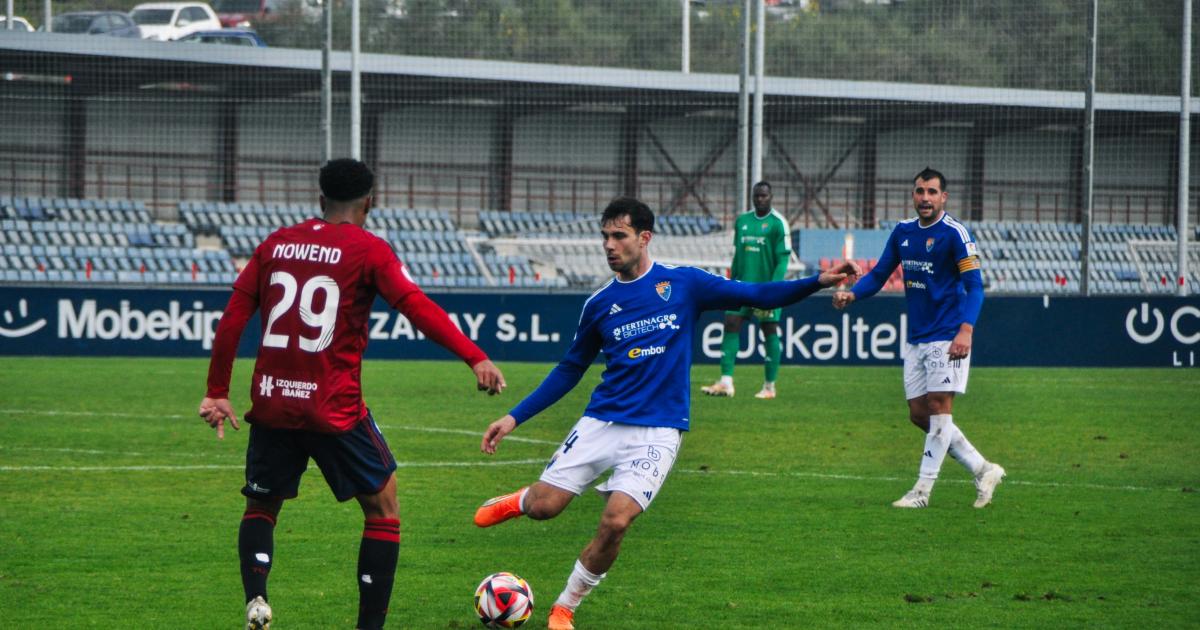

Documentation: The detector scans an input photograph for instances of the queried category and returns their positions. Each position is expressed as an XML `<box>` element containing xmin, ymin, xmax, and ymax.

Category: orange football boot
<box><xmin>547</xmin><ymin>604</ymin><xmax>575</xmax><ymax>630</ymax></box>
<box><xmin>473</xmin><ymin>487</ymin><xmax>527</xmax><ymax>528</ymax></box>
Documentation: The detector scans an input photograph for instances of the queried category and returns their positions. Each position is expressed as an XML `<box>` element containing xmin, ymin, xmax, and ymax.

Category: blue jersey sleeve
<box><xmin>851</xmin><ymin>228</ymin><xmax>900</xmax><ymax>301</ymax></box>
<box><xmin>953</xmin><ymin>232</ymin><xmax>985</xmax><ymax>326</ymax></box>
<box><xmin>691</xmin><ymin>268</ymin><xmax>823</xmax><ymax>312</ymax></box>
<box><xmin>508</xmin><ymin>305</ymin><xmax>602</xmax><ymax>424</ymax></box>
<box><xmin>960</xmin><ymin>268</ymin><xmax>984</xmax><ymax>326</ymax></box>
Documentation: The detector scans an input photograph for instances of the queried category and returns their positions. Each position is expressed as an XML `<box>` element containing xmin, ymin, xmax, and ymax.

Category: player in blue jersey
<box><xmin>472</xmin><ymin>197</ymin><xmax>859</xmax><ymax>630</ymax></box>
<box><xmin>833</xmin><ymin>167</ymin><xmax>1005</xmax><ymax>509</ymax></box>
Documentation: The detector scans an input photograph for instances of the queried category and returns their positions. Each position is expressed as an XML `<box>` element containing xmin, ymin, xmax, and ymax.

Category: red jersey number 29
<box><xmin>261</xmin><ymin>271</ymin><xmax>340</xmax><ymax>353</ymax></box>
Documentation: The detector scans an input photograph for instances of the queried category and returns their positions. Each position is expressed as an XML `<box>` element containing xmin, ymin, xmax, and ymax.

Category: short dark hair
<box><xmin>753</xmin><ymin>181</ymin><xmax>772</xmax><ymax>192</ymax></box>
<box><xmin>914</xmin><ymin>167</ymin><xmax>947</xmax><ymax>191</ymax></box>
<box><xmin>601</xmin><ymin>197</ymin><xmax>654</xmax><ymax>233</ymax></box>
<box><xmin>320</xmin><ymin>158</ymin><xmax>375</xmax><ymax>202</ymax></box>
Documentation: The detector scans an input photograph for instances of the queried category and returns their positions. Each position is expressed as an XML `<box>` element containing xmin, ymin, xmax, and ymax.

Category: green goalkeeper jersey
<box><xmin>731</xmin><ymin>208</ymin><xmax>792</xmax><ymax>283</ymax></box>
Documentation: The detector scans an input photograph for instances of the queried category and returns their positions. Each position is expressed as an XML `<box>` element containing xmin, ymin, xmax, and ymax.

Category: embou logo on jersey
<box><xmin>655</xmin><ymin>281</ymin><xmax>672</xmax><ymax>302</ymax></box>
<box><xmin>259</xmin><ymin>375</ymin><xmax>275</xmax><ymax>397</ymax></box>
<box><xmin>627</xmin><ymin>345</ymin><xmax>666</xmax><ymax>359</ymax></box>
<box><xmin>926</xmin><ymin>237</ymin><xmax>935</xmax><ymax>252</ymax></box>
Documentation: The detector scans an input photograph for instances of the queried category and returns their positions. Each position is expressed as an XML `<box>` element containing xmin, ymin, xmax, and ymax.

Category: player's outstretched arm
<box><xmin>480</xmin><ymin>414</ymin><xmax>518</xmax><ymax>455</ymax></box>
<box><xmin>819</xmin><ymin>260</ymin><xmax>862</xmax><ymax>287</ymax></box>
<box><xmin>198</xmin><ymin>396</ymin><xmax>240</xmax><ymax>440</ymax></box>
<box><xmin>472</xmin><ymin>359</ymin><xmax>506</xmax><ymax>395</ymax></box>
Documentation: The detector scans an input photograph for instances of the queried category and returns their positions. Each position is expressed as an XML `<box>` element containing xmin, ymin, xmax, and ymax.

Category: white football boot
<box><xmin>891</xmin><ymin>489</ymin><xmax>930</xmax><ymax>508</ymax></box>
<box><xmin>246</xmin><ymin>595</ymin><xmax>272</xmax><ymax>630</ymax></box>
<box><xmin>973</xmin><ymin>462</ymin><xmax>1007</xmax><ymax>508</ymax></box>
<box><xmin>701</xmin><ymin>381</ymin><xmax>735</xmax><ymax>397</ymax></box>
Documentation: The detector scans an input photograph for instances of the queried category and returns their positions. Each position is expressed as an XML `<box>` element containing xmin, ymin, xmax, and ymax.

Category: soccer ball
<box><xmin>474</xmin><ymin>571</ymin><xmax>534</xmax><ymax>628</ymax></box>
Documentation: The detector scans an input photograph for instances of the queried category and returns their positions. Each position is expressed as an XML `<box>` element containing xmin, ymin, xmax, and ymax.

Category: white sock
<box><xmin>554</xmin><ymin>559</ymin><xmax>606</xmax><ymax>611</ymax></box>
<box><xmin>719</xmin><ymin>375</ymin><xmax>733</xmax><ymax>387</ymax></box>
<box><xmin>517</xmin><ymin>487</ymin><xmax>529</xmax><ymax>513</ymax></box>
<box><xmin>762</xmin><ymin>381</ymin><xmax>775</xmax><ymax>392</ymax></box>
<box><xmin>947</xmin><ymin>424</ymin><xmax>987</xmax><ymax>476</ymax></box>
<box><xmin>916</xmin><ymin>414</ymin><xmax>953</xmax><ymax>492</ymax></box>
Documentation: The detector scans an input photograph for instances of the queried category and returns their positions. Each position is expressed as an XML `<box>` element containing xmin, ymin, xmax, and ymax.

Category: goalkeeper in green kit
<box><xmin>702</xmin><ymin>181</ymin><xmax>793</xmax><ymax>400</ymax></box>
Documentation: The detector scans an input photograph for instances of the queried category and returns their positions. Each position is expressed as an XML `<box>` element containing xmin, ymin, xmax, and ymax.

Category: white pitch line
<box><xmin>0</xmin><ymin>408</ymin><xmax>559</xmax><ymax>446</ymax></box>
<box><xmin>0</xmin><ymin>408</ymin><xmax>1184</xmax><ymax>493</ymax></box>
<box><xmin>381</xmin><ymin>424</ymin><xmax>557</xmax><ymax>446</ymax></box>
<box><xmin>0</xmin><ymin>458</ymin><xmax>546</xmax><ymax>473</ymax></box>
<box><xmin>675</xmin><ymin>467</ymin><xmax>1171</xmax><ymax>492</ymax></box>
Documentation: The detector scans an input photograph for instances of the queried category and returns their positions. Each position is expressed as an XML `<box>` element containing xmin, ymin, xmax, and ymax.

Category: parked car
<box><xmin>0</xmin><ymin>15</ymin><xmax>35</xmax><ymax>31</ymax></box>
<box><xmin>49</xmin><ymin>12</ymin><xmax>143</xmax><ymax>38</ymax></box>
<box><xmin>177</xmin><ymin>28</ymin><xmax>267</xmax><ymax>46</ymax></box>
<box><xmin>211</xmin><ymin>0</ymin><xmax>279</xmax><ymax>28</ymax></box>
<box><xmin>130</xmin><ymin>2</ymin><xmax>221</xmax><ymax>41</ymax></box>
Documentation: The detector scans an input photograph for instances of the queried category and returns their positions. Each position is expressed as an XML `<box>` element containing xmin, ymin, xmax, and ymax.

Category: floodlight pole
<box><xmin>736</xmin><ymin>0</ymin><xmax>751</xmax><ymax>219</ymax></box>
<box><xmin>350</xmin><ymin>0</ymin><xmax>362</xmax><ymax>160</ymax></box>
<box><xmin>1080</xmin><ymin>0</ymin><xmax>1097</xmax><ymax>296</ymax></box>
<box><xmin>681</xmin><ymin>0</ymin><xmax>690</xmax><ymax>74</ymax></box>
<box><xmin>5</xmin><ymin>0</ymin><xmax>13</xmax><ymax>30</ymax></box>
<box><xmin>751</xmin><ymin>0</ymin><xmax>765</xmax><ymax>186</ymax></box>
<box><xmin>1178</xmin><ymin>0</ymin><xmax>1192</xmax><ymax>296</ymax></box>
<box><xmin>321</xmin><ymin>0</ymin><xmax>332</xmax><ymax>163</ymax></box>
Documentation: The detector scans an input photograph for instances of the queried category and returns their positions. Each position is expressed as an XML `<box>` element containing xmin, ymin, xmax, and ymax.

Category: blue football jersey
<box><xmin>509</xmin><ymin>262</ymin><xmax>823</xmax><ymax>431</ymax></box>
<box><xmin>851</xmin><ymin>213</ymin><xmax>984</xmax><ymax>343</ymax></box>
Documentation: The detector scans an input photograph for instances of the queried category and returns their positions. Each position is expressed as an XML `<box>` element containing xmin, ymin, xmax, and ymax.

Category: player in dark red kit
<box><xmin>199</xmin><ymin>158</ymin><xmax>505</xmax><ymax>630</ymax></box>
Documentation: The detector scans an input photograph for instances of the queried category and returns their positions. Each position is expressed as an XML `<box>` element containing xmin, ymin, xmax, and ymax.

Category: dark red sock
<box><xmin>356</xmin><ymin>518</ymin><xmax>400</xmax><ymax>630</ymax></box>
<box><xmin>238</xmin><ymin>508</ymin><xmax>276</xmax><ymax>603</ymax></box>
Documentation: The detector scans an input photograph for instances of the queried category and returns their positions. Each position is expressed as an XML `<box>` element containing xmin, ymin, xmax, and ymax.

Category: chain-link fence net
<box><xmin>1</xmin><ymin>0</ymin><xmax>1196</xmax><ymax>291</ymax></box>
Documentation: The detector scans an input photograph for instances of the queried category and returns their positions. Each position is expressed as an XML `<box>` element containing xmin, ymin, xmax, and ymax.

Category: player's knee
<box><xmin>908</xmin><ymin>414</ymin><xmax>930</xmax><ymax>431</ymax></box>
<box><xmin>524</xmin><ymin>487</ymin><xmax>571</xmax><ymax>520</ymax></box>
<box><xmin>598</xmin><ymin>510</ymin><xmax>635</xmax><ymax>537</ymax></box>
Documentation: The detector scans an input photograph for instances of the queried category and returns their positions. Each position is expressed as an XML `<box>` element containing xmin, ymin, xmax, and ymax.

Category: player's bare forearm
<box><xmin>198</xmin><ymin>397</ymin><xmax>240</xmax><ymax>440</ymax></box>
<box><xmin>481</xmin><ymin>415</ymin><xmax>518</xmax><ymax>454</ymax></box>
<box><xmin>472</xmin><ymin>359</ymin><xmax>507</xmax><ymax>395</ymax></box>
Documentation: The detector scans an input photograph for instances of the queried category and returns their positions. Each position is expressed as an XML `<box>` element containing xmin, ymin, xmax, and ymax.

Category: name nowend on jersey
<box><xmin>259</xmin><ymin>374</ymin><xmax>318</xmax><ymax>399</ymax></box>
<box><xmin>272</xmin><ymin>243</ymin><xmax>343</xmax><ymax>264</ymax></box>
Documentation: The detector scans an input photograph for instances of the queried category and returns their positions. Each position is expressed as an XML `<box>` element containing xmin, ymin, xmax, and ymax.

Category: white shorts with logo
<box><xmin>539</xmin><ymin>416</ymin><xmax>682</xmax><ymax>511</ymax></box>
<box><xmin>903</xmin><ymin>340</ymin><xmax>971</xmax><ymax>400</ymax></box>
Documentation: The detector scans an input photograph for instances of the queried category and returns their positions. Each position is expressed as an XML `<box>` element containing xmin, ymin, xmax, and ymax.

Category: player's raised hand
<box><xmin>198</xmin><ymin>396</ymin><xmax>240</xmax><ymax>439</ymax></box>
<box><xmin>818</xmin><ymin>260</ymin><xmax>862</xmax><ymax>287</ymax></box>
<box><xmin>480</xmin><ymin>415</ymin><xmax>518</xmax><ymax>454</ymax></box>
<box><xmin>832</xmin><ymin>291</ymin><xmax>856</xmax><ymax>310</ymax></box>
<box><xmin>472</xmin><ymin>359</ymin><xmax>506</xmax><ymax>395</ymax></box>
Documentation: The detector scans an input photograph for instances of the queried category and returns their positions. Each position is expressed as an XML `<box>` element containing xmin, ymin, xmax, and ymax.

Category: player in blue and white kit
<box><xmin>833</xmin><ymin>167</ymin><xmax>1005</xmax><ymax>509</ymax></box>
<box><xmin>473</xmin><ymin>197</ymin><xmax>859</xmax><ymax>630</ymax></box>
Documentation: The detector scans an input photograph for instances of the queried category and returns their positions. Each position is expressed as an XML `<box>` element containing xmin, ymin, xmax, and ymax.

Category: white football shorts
<box><xmin>903</xmin><ymin>340</ymin><xmax>971</xmax><ymax>400</ymax></box>
<box><xmin>539</xmin><ymin>416</ymin><xmax>681</xmax><ymax>511</ymax></box>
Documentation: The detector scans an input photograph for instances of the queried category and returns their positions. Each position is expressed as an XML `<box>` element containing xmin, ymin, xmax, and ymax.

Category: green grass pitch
<box><xmin>0</xmin><ymin>357</ymin><xmax>1196</xmax><ymax>628</ymax></box>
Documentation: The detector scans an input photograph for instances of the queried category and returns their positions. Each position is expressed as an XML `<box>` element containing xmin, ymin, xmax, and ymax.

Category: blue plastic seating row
<box><xmin>0</xmin><ymin>268</ymin><xmax>238</xmax><ymax>285</ymax></box>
